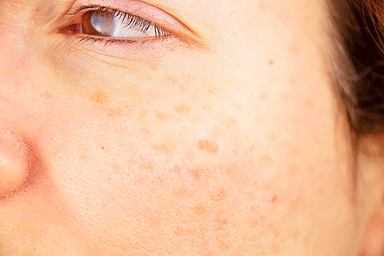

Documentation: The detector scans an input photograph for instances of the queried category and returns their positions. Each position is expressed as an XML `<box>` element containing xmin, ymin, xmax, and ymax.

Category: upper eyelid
<box><xmin>64</xmin><ymin>5</ymin><xmax>159</xmax><ymax>31</ymax></box>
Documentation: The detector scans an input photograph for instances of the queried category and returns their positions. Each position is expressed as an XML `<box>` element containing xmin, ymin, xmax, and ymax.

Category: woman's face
<box><xmin>0</xmin><ymin>0</ymin><xmax>366</xmax><ymax>255</ymax></box>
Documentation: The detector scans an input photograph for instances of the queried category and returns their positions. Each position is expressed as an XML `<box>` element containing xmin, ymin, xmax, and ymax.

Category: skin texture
<box><xmin>0</xmin><ymin>0</ymin><xmax>384</xmax><ymax>255</ymax></box>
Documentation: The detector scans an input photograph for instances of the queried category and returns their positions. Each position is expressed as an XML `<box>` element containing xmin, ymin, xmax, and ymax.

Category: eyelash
<box><xmin>60</xmin><ymin>5</ymin><xmax>170</xmax><ymax>46</ymax></box>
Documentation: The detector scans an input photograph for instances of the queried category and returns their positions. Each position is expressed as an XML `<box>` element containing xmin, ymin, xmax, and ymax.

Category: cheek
<box><xmin>26</xmin><ymin>73</ymin><xmax>286</xmax><ymax>253</ymax></box>
<box><xmin>0</xmin><ymin>43</ymin><xmax>354</xmax><ymax>254</ymax></box>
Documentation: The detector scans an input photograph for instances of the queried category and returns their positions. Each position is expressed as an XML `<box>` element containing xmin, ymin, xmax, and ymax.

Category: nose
<box><xmin>0</xmin><ymin>129</ymin><xmax>30</xmax><ymax>198</ymax></box>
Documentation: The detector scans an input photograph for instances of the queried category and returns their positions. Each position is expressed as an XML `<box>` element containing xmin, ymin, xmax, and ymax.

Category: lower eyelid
<box><xmin>68</xmin><ymin>33</ymin><xmax>177</xmax><ymax>60</ymax></box>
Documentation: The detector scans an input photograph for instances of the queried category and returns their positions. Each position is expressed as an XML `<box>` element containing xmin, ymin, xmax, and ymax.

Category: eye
<box><xmin>59</xmin><ymin>7</ymin><xmax>169</xmax><ymax>40</ymax></box>
<box><xmin>85</xmin><ymin>8</ymin><xmax>168</xmax><ymax>39</ymax></box>
<box><xmin>55</xmin><ymin>3</ymin><xmax>194</xmax><ymax>60</ymax></box>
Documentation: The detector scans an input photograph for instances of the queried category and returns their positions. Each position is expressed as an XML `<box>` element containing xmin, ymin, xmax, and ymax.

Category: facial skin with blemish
<box><xmin>1</xmin><ymin>0</ymin><xmax>384</xmax><ymax>255</ymax></box>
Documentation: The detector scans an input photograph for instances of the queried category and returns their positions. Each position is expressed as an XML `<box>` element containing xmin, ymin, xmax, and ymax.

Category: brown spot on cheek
<box><xmin>144</xmin><ymin>74</ymin><xmax>153</xmax><ymax>81</ymax></box>
<box><xmin>156</xmin><ymin>112</ymin><xmax>169</xmax><ymax>121</ymax></box>
<box><xmin>174</xmin><ymin>105</ymin><xmax>190</xmax><ymax>115</ymax></box>
<box><xmin>91</xmin><ymin>89</ymin><xmax>109</xmax><ymax>104</ymax></box>
<box><xmin>303</xmin><ymin>234</ymin><xmax>312</xmax><ymax>246</ymax></box>
<box><xmin>193</xmin><ymin>205</ymin><xmax>208</xmax><ymax>215</ymax></box>
<box><xmin>198</xmin><ymin>140</ymin><xmax>219</xmax><ymax>153</ymax></box>
<box><xmin>211</xmin><ymin>189</ymin><xmax>227</xmax><ymax>202</ymax></box>
<box><xmin>191</xmin><ymin>168</ymin><xmax>202</xmax><ymax>181</ymax></box>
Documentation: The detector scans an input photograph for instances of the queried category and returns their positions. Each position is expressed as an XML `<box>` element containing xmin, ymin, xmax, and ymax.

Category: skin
<box><xmin>0</xmin><ymin>0</ymin><xmax>384</xmax><ymax>255</ymax></box>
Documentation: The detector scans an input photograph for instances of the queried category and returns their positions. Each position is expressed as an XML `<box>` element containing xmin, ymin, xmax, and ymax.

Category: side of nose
<box><xmin>0</xmin><ymin>129</ymin><xmax>30</xmax><ymax>198</ymax></box>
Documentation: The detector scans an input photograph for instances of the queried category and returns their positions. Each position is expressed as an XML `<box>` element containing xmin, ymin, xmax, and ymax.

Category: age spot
<box><xmin>91</xmin><ymin>89</ymin><xmax>109</xmax><ymax>104</ymax></box>
<box><xmin>198</xmin><ymin>139</ymin><xmax>219</xmax><ymax>153</ymax></box>
<box><xmin>156</xmin><ymin>112</ymin><xmax>169</xmax><ymax>121</ymax></box>
<box><xmin>174</xmin><ymin>105</ymin><xmax>190</xmax><ymax>115</ymax></box>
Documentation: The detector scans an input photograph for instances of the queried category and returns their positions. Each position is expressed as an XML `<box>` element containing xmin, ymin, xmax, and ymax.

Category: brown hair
<box><xmin>328</xmin><ymin>0</ymin><xmax>384</xmax><ymax>135</ymax></box>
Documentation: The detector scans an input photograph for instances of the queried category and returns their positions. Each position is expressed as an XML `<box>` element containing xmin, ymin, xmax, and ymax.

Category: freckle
<box><xmin>107</xmin><ymin>107</ymin><xmax>123</xmax><ymax>118</ymax></box>
<box><xmin>144</xmin><ymin>74</ymin><xmax>153</xmax><ymax>81</ymax></box>
<box><xmin>166</xmin><ymin>75</ymin><xmax>178</xmax><ymax>85</ymax></box>
<box><xmin>174</xmin><ymin>187</ymin><xmax>187</xmax><ymax>197</ymax></box>
<box><xmin>191</xmin><ymin>168</ymin><xmax>202</xmax><ymax>181</ymax></box>
<box><xmin>271</xmin><ymin>195</ymin><xmax>278</xmax><ymax>203</ymax></box>
<box><xmin>91</xmin><ymin>89</ymin><xmax>108</xmax><ymax>104</ymax></box>
<box><xmin>303</xmin><ymin>234</ymin><xmax>312</xmax><ymax>246</ymax></box>
<box><xmin>156</xmin><ymin>112</ymin><xmax>169</xmax><ymax>121</ymax></box>
<box><xmin>207</xmin><ymin>86</ymin><xmax>218</xmax><ymax>94</ymax></box>
<box><xmin>269</xmin><ymin>60</ymin><xmax>274</xmax><ymax>65</ymax></box>
<box><xmin>225</xmin><ymin>118</ymin><xmax>238</xmax><ymax>126</ymax></box>
<box><xmin>228</xmin><ymin>78</ymin><xmax>235</xmax><ymax>84</ymax></box>
<box><xmin>149</xmin><ymin>63</ymin><xmax>157</xmax><ymax>71</ymax></box>
<box><xmin>113</xmin><ymin>163</ymin><xmax>122</xmax><ymax>171</ymax></box>
<box><xmin>177</xmin><ymin>127</ymin><xmax>190</xmax><ymax>140</ymax></box>
<box><xmin>101</xmin><ymin>146</ymin><xmax>105</xmax><ymax>150</ymax></box>
<box><xmin>231</xmin><ymin>118</ymin><xmax>238</xmax><ymax>124</ymax></box>
<box><xmin>193</xmin><ymin>205</ymin><xmax>208</xmax><ymax>215</ymax></box>
<box><xmin>198</xmin><ymin>139</ymin><xmax>219</xmax><ymax>153</ymax></box>
<box><xmin>139</xmin><ymin>161</ymin><xmax>154</xmax><ymax>171</ymax></box>
<box><xmin>293</xmin><ymin>230</ymin><xmax>301</xmax><ymax>242</ymax></box>
<box><xmin>174</xmin><ymin>105</ymin><xmax>190</xmax><ymax>115</ymax></box>
<box><xmin>212</xmin><ymin>189</ymin><xmax>227</xmax><ymax>202</ymax></box>
<box><xmin>172</xmin><ymin>165</ymin><xmax>181</xmax><ymax>174</ymax></box>
<box><xmin>216</xmin><ymin>217</ymin><xmax>229</xmax><ymax>231</ymax></box>
<box><xmin>260</xmin><ymin>93</ymin><xmax>268</xmax><ymax>100</ymax></box>
<box><xmin>307</xmin><ymin>166</ymin><xmax>315</xmax><ymax>174</ymax></box>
